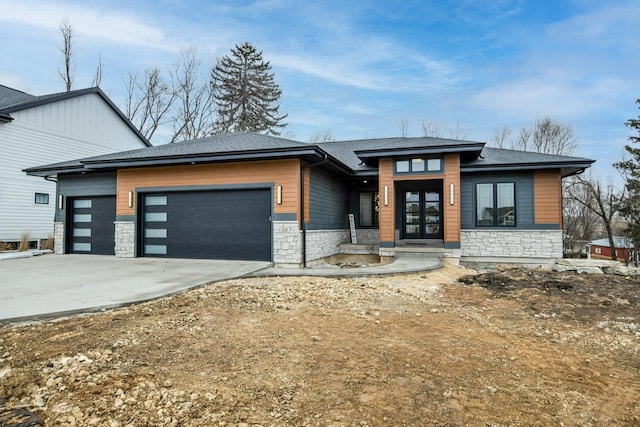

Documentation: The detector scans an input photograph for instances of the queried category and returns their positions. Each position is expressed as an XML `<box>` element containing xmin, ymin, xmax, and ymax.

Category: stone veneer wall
<box><xmin>355</xmin><ymin>229</ymin><xmax>379</xmax><ymax>244</ymax></box>
<box><xmin>114</xmin><ymin>221</ymin><xmax>136</xmax><ymax>258</ymax></box>
<box><xmin>53</xmin><ymin>222</ymin><xmax>64</xmax><ymax>254</ymax></box>
<box><xmin>273</xmin><ymin>221</ymin><xmax>302</xmax><ymax>264</ymax></box>
<box><xmin>461</xmin><ymin>229</ymin><xmax>563</xmax><ymax>259</ymax></box>
<box><xmin>305</xmin><ymin>230</ymin><xmax>350</xmax><ymax>261</ymax></box>
<box><xmin>273</xmin><ymin>222</ymin><xmax>350</xmax><ymax>265</ymax></box>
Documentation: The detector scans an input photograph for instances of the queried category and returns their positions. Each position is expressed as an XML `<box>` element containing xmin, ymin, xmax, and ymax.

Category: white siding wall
<box><xmin>0</xmin><ymin>93</ymin><xmax>147</xmax><ymax>243</ymax></box>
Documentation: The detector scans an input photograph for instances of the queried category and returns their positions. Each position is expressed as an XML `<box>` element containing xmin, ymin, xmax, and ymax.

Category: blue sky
<box><xmin>1</xmin><ymin>0</ymin><xmax>639</xmax><ymax>182</ymax></box>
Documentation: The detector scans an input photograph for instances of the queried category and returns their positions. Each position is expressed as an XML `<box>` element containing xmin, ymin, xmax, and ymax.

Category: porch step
<box><xmin>339</xmin><ymin>243</ymin><xmax>379</xmax><ymax>255</ymax></box>
<box><xmin>339</xmin><ymin>243</ymin><xmax>445</xmax><ymax>259</ymax></box>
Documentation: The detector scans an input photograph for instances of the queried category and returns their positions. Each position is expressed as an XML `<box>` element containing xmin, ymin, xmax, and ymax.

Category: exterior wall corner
<box><xmin>114</xmin><ymin>221</ymin><xmax>136</xmax><ymax>258</ymax></box>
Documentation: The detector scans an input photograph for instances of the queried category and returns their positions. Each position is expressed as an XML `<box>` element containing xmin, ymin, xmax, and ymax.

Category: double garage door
<box><xmin>141</xmin><ymin>189</ymin><xmax>272</xmax><ymax>261</ymax></box>
<box><xmin>69</xmin><ymin>189</ymin><xmax>272</xmax><ymax>261</ymax></box>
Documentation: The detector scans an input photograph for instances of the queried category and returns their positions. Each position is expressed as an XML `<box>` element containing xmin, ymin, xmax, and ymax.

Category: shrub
<box><xmin>18</xmin><ymin>233</ymin><xmax>30</xmax><ymax>252</ymax></box>
<box><xmin>41</xmin><ymin>235</ymin><xmax>55</xmax><ymax>251</ymax></box>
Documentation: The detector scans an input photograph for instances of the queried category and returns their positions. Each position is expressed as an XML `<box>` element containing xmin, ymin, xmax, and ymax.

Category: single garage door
<box><xmin>141</xmin><ymin>189</ymin><xmax>271</xmax><ymax>261</ymax></box>
<box><xmin>69</xmin><ymin>196</ymin><xmax>116</xmax><ymax>255</ymax></box>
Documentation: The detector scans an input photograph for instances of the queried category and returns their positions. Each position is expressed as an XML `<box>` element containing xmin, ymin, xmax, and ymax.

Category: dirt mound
<box><xmin>1</xmin><ymin>265</ymin><xmax>639</xmax><ymax>426</ymax></box>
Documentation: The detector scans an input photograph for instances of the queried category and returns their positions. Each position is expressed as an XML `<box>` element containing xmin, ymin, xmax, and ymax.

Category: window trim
<box><xmin>34</xmin><ymin>193</ymin><xmax>49</xmax><ymax>205</ymax></box>
<box><xmin>475</xmin><ymin>182</ymin><xmax>516</xmax><ymax>227</ymax></box>
<box><xmin>394</xmin><ymin>157</ymin><xmax>443</xmax><ymax>174</ymax></box>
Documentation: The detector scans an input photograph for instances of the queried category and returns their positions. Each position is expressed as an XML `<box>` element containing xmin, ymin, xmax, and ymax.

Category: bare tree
<box><xmin>91</xmin><ymin>54</ymin><xmax>103</xmax><ymax>87</ymax></box>
<box><xmin>562</xmin><ymin>177</ymin><xmax>600</xmax><ymax>255</ymax></box>
<box><xmin>491</xmin><ymin>125</ymin><xmax>512</xmax><ymax>149</ymax></box>
<box><xmin>58</xmin><ymin>18</ymin><xmax>74</xmax><ymax>92</ymax></box>
<box><xmin>170</xmin><ymin>48</ymin><xmax>217</xmax><ymax>142</ymax></box>
<box><xmin>398</xmin><ymin>118</ymin><xmax>409</xmax><ymax>137</ymax></box>
<box><xmin>565</xmin><ymin>174</ymin><xmax>622</xmax><ymax>260</ymax></box>
<box><xmin>514</xmin><ymin>117</ymin><xmax>576</xmax><ymax>155</ymax></box>
<box><xmin>421</xmin><ymin>119</ymin><xmax>467</xmax><ymax>139</ymax></box>
<box><xmin>308</xmin><ymin>129</ymin><xmax>335</xmax><ymax>143</ymax></box>
<box><xmin>124</xmin><ymin>68</ymin><xmax>176</xmax><ymax>141</ymax></box>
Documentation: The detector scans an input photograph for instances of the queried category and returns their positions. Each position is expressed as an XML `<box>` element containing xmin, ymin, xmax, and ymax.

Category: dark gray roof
<box><xmin>0</xmin><ymin>85</ymin><xmax>151</xmax><ymax>147</ymax></box>
<box><xmin>462</xmin><ymin>147</ymin><xmax>594</xmax><ymax>175</ymax></box>
<box><xmin>0</xmin><ymin>85</ymin><xmax>35</xmax><ymax>109</ymax></box>
<box><xmin>82</xmin><ymin>132</ymin><xmax>310</xmax><ymax>163</ymax></box>
<box><xmin>25</xmin><ymin>132</ymin><xmax>595</xmax><ymax>178</ymax></box>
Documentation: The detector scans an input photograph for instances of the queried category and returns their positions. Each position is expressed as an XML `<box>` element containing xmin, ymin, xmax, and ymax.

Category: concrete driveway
<box><xmin>0</xmin><ymin>254</ymin><xmax>271</xmax><ymax>323</ymax></box>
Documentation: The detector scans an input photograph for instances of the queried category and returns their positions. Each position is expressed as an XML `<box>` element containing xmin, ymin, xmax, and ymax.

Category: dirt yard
<box><xmin>1</xmin><ymin>264</ymin><xmax>639</xmax><ymax>426</ymax></box>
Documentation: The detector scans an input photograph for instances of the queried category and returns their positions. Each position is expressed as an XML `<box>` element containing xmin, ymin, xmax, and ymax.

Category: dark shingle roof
<box><xmin>25</xmin><ymin>132</ymin><xmax>594</xmax><ymax>178</ymax></box>
<box><xmin>0</xmin><ymin>84</ymin><xmax>35</xmax><ymax>109</ymax></box>
<box><xmin>82</xmin><ymin>132</ymin><xmax>310</xmax><ymax>163</ymax></box>
<box><xmin>463</xmin><ymin>147</ymin><xmax>594</xmax><ymax>170</ymax></box>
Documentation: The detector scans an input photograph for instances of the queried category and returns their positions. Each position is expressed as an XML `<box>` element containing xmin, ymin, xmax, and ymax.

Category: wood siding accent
<box><xmin>534</xmin><ymin>170</ymin><xmax>562</xmax><ymax>226</ymax></box>
<box><xmin>378</xmin><ymin>154</ymin><xmax>461</xmax><ymax>244</ymax></box>
<box><xmin>378</xmin><ymin>158</ymin><xmax>395</xmax><ymax>242</ymax></box>
<box><xmin>443</xmin><ymin>154</ymin><xmax>461</xmax><ymax>244</ymax></box>
<box><xmin>116</xmin><ymin>159</ymin><xmax>301</xmax><ymax>218</ymax></box>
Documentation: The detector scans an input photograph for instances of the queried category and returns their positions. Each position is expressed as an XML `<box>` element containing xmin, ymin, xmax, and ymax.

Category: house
<box><xmin>0</xmin><ymin>85</ymin><xmax>151</xmax><ymax>248</ymax></box>
<box><xmin>588</xmin><ymin>237</ymin><xmax>634</xmax><ymax>261</ymax></box>
<box><xmin>25</xmin><ymin>132</ymin><xmax>594</xmax><ymax>265</ymax></box>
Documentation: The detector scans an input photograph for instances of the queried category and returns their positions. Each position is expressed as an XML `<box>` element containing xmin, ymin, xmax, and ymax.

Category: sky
<box><xmin>1</xmin><ymin>0</ymin><xmax>639</xmax><ymax>182</ymax></box>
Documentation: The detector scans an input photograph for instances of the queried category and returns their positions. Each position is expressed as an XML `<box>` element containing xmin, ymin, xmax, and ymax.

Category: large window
<box><xmin>395</xmin><ymin>157</ymin><xmax>442</xmax><ymax>174</ymax></box>
<box><xmin>476</xmin><ymin>182</ymin><xmax>515</xmax><ymax>226</ymax></box>
<box><xmin>358</xmin><ymin>192</ymin><xmax>379</xmax><ymax>227</ymax></box>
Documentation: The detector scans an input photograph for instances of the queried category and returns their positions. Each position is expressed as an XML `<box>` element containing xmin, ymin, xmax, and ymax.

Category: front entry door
<box><xmin>403</xmin><ymin>190</ymin><xmax>443</xmax><ymax>239</ymax></box>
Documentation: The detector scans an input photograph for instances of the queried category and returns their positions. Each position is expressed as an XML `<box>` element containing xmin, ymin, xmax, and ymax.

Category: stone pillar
<box><xmin>53</xmin><ymin>222</ymin><xmax>64</xmax><ymax>254</ymax></box>
<box><xmin>272</xmin><ymin>221</ymin><xmax>302</xmax><ymax>265</ymax></box>
<box><xmin>114</xmin><ymin>221</ymin><xmax>136</xmax><ymax>258</ymax></box>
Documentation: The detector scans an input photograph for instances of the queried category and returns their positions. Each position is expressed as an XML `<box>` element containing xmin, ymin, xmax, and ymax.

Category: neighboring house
<box><xmin>0</xmin><ymin>85</ymin><xmax>151</xmax><ymax>248</ymax></box>
<box><xmin>588</xmin><ymin>237</ymin><xmax>634</xmax><ymax>260</ymax></box>
<box><xmin>26</xmin><ymin>132</ymin><xmax>593</xmax><ymax>265</ymax></box>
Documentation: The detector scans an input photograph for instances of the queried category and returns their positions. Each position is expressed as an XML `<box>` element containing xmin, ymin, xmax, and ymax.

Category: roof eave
<box><xmin>24</xmin><ymin>165</ymin><xmax>86</xmax><ymax>177</ymax></box>
<box><xmin>355</xmin><ymin>143</ymin><xmax>485</xmax><ymax>159</ymax></box>
<box><xmin>80</xmin><ymin>147</ymin><xmax>355</xmax><ymax>175</ymax></box>
<box><xmin>0</xmin><ymin>113</ymin><xmax>13</xmax><ymax>123</ymax></box>
<box><xmin>461</xmin><ymin>160</ymin><xmax>595</xmax><ymax>175</ymax></box>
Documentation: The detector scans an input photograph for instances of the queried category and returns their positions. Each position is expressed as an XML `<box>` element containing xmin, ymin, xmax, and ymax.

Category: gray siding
<box><xmin>307</xmin><ymin>168</ymin><xmax>349</xmax><ymax>230</ymax></box>
<box><xmin>461</xmin><ymin>172</ymin><xmax>537</xmax><ymax>229</ymax></box>
<box><xmin>55</xmin><ymin>172</ymin><xmax>117</xmax><ymax>222</ymax></box>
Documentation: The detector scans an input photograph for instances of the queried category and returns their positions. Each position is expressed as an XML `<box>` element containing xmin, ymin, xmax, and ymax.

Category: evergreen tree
<box><xmin>212</xmin><ymin>42</ymin><xmax>287</xmax><ymax>135</ymax></box>
<box><xmin>614</xmin><ymin>99</ymin><xmax>640</xmax><ymax>265</ymax></box>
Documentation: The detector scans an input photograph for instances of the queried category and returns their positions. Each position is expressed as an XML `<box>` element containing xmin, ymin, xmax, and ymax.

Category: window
<box><xmin>395</xmin><ymin>157</ymin><xmax>442</xmax><ymax>174</ymax></box>
<box><xmin>595</xmin><ymin>247</ymin><xmax>601</xmax><ymax>254</ymax></box>
<box><xmin>358</xmin><ymin>192</ymin><xmax>379</xmax><ymax>227</ymax></box>
<box><xmin>34</xmin><ymin>193</ymin><xmax>49</xmax><ymax>204</ymax></box>
<box><xmin>475</xmin><ymin>182</ymin><xmax>515</xmax><ymax>227</ymax></box>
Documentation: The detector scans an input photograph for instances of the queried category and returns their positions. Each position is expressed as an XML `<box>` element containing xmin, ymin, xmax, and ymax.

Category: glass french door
<box><xmin>403</xmin><ymin>190</ymin><xmax>442</xmax><ymax>239</ymax></box>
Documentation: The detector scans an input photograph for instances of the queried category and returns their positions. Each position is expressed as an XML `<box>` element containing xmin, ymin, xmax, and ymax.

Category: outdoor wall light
<box><xmin>449</xmin><ymin>183</ymin><xmax>455</xmax><ymax>205</ymax></box>
<box><xmin>384</xmin><ymin>185</ymin><xmax>389</xmax><ymax>206</ymax></box>
<box><xmin>58</xmin><ymin>194</ymin><xmax>63</xmax><ymax>210</ymax></box>
<box><xmin>128</xmin><ymin>191</ymin><xmax>134</xmax><ymax>208</ymax></box>
<box><xmin>276</xmin><ymin>185</ymin><xmax>282</xmax><ymax>205</ymax></box>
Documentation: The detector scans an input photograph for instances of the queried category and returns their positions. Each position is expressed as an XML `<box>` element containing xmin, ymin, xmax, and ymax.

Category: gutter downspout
<box><xmin>300</xmin><ymin>153</ymin><xmax>328</xmax><ymax>268</ymax></box>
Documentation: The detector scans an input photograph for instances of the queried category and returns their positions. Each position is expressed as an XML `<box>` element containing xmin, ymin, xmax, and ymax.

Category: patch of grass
<box><xmin>18</xmin><ymin>233</ymin><xmax>30</xmax><ymax>252</ymax></box>
<box><xmin>0</xmin><ymin>241</ymin><xmax>13</xmax><ymax>251</ymax></box>
<box><xmin>41</xmin><ymin>234</ymin><xmax>55</xmax><ymax>251</ymax></box>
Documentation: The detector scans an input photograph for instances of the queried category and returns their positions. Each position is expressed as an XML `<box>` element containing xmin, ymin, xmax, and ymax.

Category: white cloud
<box><xmin>470</xmin><ymin>77</ymin><xmax>626</xmax><ymax>119</ymax></box>
<box><xmin>0</xmin><ymin>1</ymin><xmax>174</xmax><ymax>52</ymax></box>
